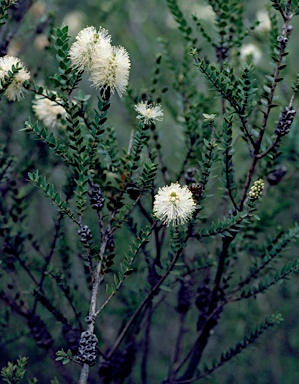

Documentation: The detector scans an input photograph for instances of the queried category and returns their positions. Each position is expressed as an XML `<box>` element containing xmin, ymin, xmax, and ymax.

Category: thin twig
<box><xmin>107</xmin><ymin>246</ymin><xmax>185</xmax><ymax>359</ymax></box>
<box><xmin>32</xmin><ymin>212</ymin><xmax>64</xmax><ymax>312</ymax></box>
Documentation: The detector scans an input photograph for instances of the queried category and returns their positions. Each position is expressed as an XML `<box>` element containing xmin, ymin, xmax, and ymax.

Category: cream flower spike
<box><xmin>32</xmin><ymin>94</ymin><xmax>66</xmax><ymax>129</ymax></box>
<box><xmin>89</xmin><ymin>45</ymin><xmax>131</xmax><ymax>97</ymax></box>
<box><xmin>0</xmin><ymin>55</ymin><xmax>30</xmax><ymax>101</ymax></box>
<box><xmin>69</xmin><ymin>26</ymin><xmax>111</xmax><ymax>72</ymax></box>
<box><xmin>134</xmin><ymin>101</ymin><xmax>164</xmax><ymax>124</ymax></box>
<box><xmin>153</xmin><ymin>183</ymin><xmax>196</xmax><ymax>226</ymax></box>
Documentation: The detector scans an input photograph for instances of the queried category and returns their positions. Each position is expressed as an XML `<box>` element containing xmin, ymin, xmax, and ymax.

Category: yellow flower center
<box><xmin>144</xmin><ymin>108</ymin><xmax>152</xmax><ymax>117</ymax></box>
<box><xmin>169</xmin><ymin>191</ymin><xmax>179</xmax><ymax>203</ymax></box>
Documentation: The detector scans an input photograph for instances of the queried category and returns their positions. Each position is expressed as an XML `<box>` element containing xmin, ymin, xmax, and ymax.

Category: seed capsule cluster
<box><xmin>99</xmin><ymin>342</ymin><xmax>137</xmax><ymax>381</ymax></box>
<box><xmin>195</xmin><ymin>285</ymin><xmax>223</xmax><ymax>331</ymax></box>
<box><xmin>106</xmin><ymin>234</ymin><xmax>115</xmax><ymax>253</ymax></box>
<box><xmin>177</xmin><ymin>280</ymin><xmax>192</xmax><ymax>314</ymax></box>
<box><xmin>78</xmin><ymin>225</ymin><xmax>92</xmax><ymax>243</ymax></box>
<box><xmin>189</xmin><ymin>183</ymin><xmax>203</xmax><ymax>202</ymax></box>
<box><xmin>248</xmin><ymin>179</ymin><xmax>265</xmax><ymax>201</ymax></box>
<box><xmin>88</xmin><ymin>182</ymin><xmax>105</xmax><ymax>211</ymax></box>
<box><xmin>275</xmin><ymin>106</ymin><xmax>296</xmax><ymax>136</ymax></box>
<box><xmin>277</xmin><ymin>35</ymin><xmax>288</xmax><ymax>50</ymax></box>
<box><xmin>27</xmin><ymin>313</ymin><xmax>53</xmax><ymax>349</ymax></box>
<box><xmin>62</xmin><ymin>325</ymin><xmax>81</xmax><ymax>354</ymax></box>
<box><xmin>184</xmin><ymin>167</ymin><xmax>197</xmax><ymax>185</ymax></box>
<box><xmin>195</xmin><ymin>286</ymin><xmax>211</xmax><ymax>331</ymax></box>
<box><xmin>216</xmin><ymin>45</ymin><xmax>228</xmax><ymax>61</ymax></box>
<box><xmin>76</xmin><ymin>331</ymin><xmax>98</xmax><ymax>366</ymax></box>
<box><xmin>267</xmin><ymin>165</ymin><xmax>287</xmax><ymax>186</ymax></box>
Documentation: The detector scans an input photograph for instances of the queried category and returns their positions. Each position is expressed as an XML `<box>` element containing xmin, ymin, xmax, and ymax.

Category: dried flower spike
<box><xmin>0</xmin><ymin>55</ymin><xmax>30</xmax><ymax>101</ymax></box>
<box><xmin>134</xmin><ymin>101</ymin><xmax>164</xmax><ymax>124</ymax></box>
<box><xmin>248</xmin><ymin>179</ymin><xmax>264</xmax><ymax>201</ymax></box>
<box><xmin>153</xmin><ymin>182</ymin><xmax>196</xmax><ymax>226</ymax></box>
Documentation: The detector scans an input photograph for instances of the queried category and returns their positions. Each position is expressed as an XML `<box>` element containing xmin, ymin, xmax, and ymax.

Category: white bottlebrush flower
<box><xmin>89</xmin><ymin>45</ymin><xmax>131</xmax><ymax>97</ymax></box>
<box><xmin>191</xmin><ymin>4</ymin><xmax>214</xmax><ymax>21</ymax></box>
<box><xmin>69</xmin><ymin>26</ymin><xmax>111</xmax><ymax>72</ymax></box>
<box><xmin>32</xmin><ymin>95</ymin><xmax>66</xmax><ymax>129</ymax></box>
<box><xmin>63</xmin><ymin>11</ymin><xmax>85</xmax><ymax>36</ymax></box>
<box><xmin>0</xmin><ymin>55</ymin><xmax>30</xmax><ymax>101</ymax></box>
<box><xmin>153</xmin><ymin>183</ymin><xmax>196</xmax><ymax>226</ymax></box>
<box><xmin>240</xmin><ymin>43</ymin><xmax>262</xmax><ymax>65</ymax></box>
<box><xmin>134</xmin><ymin>101</ymin><xmax>164</xmax><ymax>124</ymax></box>
<box><xmin>255</xmin><ymin>10</ymin><xmax>271</xmax><ymax>33</ymax></box>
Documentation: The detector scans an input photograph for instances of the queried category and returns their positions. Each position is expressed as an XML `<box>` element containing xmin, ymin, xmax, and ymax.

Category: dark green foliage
<box><xmin>0</xmin><ymin>0</ymin><xmax>15</xmax><ymax>27</ymax></box>
<box><xmin>30</xmin><ymin>287</ymin><xmax>70</xmax><ymax>326</ymax></box>
<box><xmin>166</xmin><ymin>0</ymin><xmax>196</xmax><ymax>44</ymax></box>
<box><xmin>129</xmin><ymin>125</ymin><xmax>150</xmax><ymax>171</ymax></box>
<box><xmin>196</xmin><ymin>209</ymin><xmax>251</xmax><ymax>239</ymax></box>
<box><xmin>28</xmin><ymin>170</ymin><xmax>78</xmax><ymax>223</ymax></box>
<box><xmin>238</xmin><ymin>64</ymin><xmax>258</xmax><ymax>118</ymax></box>
<box><xmin>0</xmin><ymin>63</ymin><xmax>21</xmax><ymax>99</ymax></box>
<box><xmin>50</xmin><ymin>25</ymin><xmax>82</xmax><ymax>93</ymax></box>
<box><xmin>45</xmin><ymin>264</ymin><xmax>82</xmax><ymax>321</ymax></box>
<box><xmin>89</xmin><ymin>94</ymin><xmax>111</xmax><ymax>167</ymax></box>
<box><xmin>198</xmin><ymin>137</ymin><xmax>218</xmax><ymax>198</ymax></box>
<box><xmin>192</xmin><ymin>13</ymin><xmax>215</xmax><ymax>47</ymax></box>
<box><xmin>23</xmin><ymin>117</ymin><xmax>73</xmax><ymax>165</ymax></box>
<box><xmin>195</xmin><ymin>313</ymin><xmax>283</xmax><ymax>380</ymax></box>
<box><xmin>238</xmin><ymin>258</ymin><xmax>299</xmax><ymax>299</ymax></box>
<box><xmin>193</xmin><ymin>58</ymin><xmax>239</xmax><ymax>106</ymax></box>
<box><xmin>56</xmin><ymin>349</ymin><xmax>73</xmax><ymax>366</ymax></box>
<box><xmin>270</xmin><ymin>0</ymin><xmax>287</xmax><ymax>15</ymax></box>
<box><xmin>0</xmin><ymin>144</ymin><xmax>13</xmax><ymax>182</ymax></box>
<box><xmin>106</xmin><ymin>225</ymin><xmax>152</xmax><ymax>297</ymax></box>
<box><xmin>1</xmin><ymin>356</ymin><xmax>28</xmax><ymax>384</ymax></box>
<box><xmin>221</xmin><ymin>115</ymin><xmax>237</xmax><ymax>205</ymax></box>
<box><xmin>239</xmin><ymin>225</ymin><xmax>299</xmax><ymax>288</ymax></box>
<box><xmin>137</xmin><ymin>161</ymin><xmax>159</xmax><ymax>193</ymax></box>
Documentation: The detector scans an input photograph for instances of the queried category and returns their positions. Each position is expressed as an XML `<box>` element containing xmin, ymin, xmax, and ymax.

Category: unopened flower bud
<box><xmin>248</xmin><ymin>179</ymin><xmax>264</xmax><ymax>201</ymax></box>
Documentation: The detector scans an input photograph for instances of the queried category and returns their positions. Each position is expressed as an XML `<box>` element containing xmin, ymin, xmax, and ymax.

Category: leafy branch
<box><xmin>1</xmin><ymin>356</ymin><xmax>28</xmax><ymax>384</ymax></box>
<box><xmin>28</xmin><ymin>171</ymin><xmax>79</xmax><ymax>225</ymax></box>
<box><xmin>170</xmin><ymin>313</ymin><xmax>283</xmax><ymax>383</ymax></box>
<box><xmin>232</xmin><ymin>258</ymin><xmax>299</xmax><ymax>301</ymax></box>
<box><xmin>23</xmin><ymin>118</ymin><xmax>74</xmax><ymax>165</ymax></box>
<box><xmin>235</xmin><ymin>225</ymin><xmax>299</xmax><ymax>291</ymax></box>
<box><xmin>195</xmin><ymin>210</ymin><xmax>251</xmax><ymax>239</ymax></box>
<box><xmin>97</xmin><ymin>225</ymin><xmax>153</xmax><ymax>318</ymax></box>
